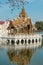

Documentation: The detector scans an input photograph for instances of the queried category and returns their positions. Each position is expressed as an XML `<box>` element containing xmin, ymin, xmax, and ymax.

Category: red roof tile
<box><xmin>0</xmin><ymin>21</ymin><xmax>4</xmax><ymax>25</ymax></box>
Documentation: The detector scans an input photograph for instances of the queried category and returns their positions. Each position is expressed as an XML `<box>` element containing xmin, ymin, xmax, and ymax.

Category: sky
<box><xmin>0</xmin><ymin>0</ymin><xmax>43</xmax><ymax>23</ymax></box>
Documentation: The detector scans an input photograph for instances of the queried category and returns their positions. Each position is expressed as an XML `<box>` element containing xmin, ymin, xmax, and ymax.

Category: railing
<box><xmin>0</xmin><ymin>34</ymin><xmax>42</xmax><ymax>49</ymax></box>
<box><xmin>0</xmin><ymin>34</ymin><xmax>42</xmax><ymax>39</ymax></box>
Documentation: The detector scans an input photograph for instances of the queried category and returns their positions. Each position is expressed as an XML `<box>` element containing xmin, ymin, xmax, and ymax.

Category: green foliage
<box><xmin>35</xmin><ymin>21</ymin><xmax>43</xmax><ymax>31</ymax></box>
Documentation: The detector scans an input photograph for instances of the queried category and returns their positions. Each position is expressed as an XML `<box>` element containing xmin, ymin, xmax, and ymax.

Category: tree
<box><xmin>35</xmin><ymin>21</ymin><xmax>43</xmax><ymax>31</ymax></box>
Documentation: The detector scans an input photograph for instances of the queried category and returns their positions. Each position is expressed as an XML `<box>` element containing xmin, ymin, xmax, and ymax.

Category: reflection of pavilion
<box><xmin>7</xmin><ymin>49</ymin><xmax>33</xmax><ymax>65</ymax></box>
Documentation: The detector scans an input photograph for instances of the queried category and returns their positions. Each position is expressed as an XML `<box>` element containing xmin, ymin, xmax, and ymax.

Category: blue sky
<box><xmin>0</xmin><ymin>0</ymin><xmax>43</xmax><ymax>23</ymax></box>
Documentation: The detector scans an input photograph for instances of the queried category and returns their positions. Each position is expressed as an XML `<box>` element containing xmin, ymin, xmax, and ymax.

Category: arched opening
<box><xmin>35</xmin><ymin>39</ymin><xmax>37</xmax><ymax>43</ymax></box>
<box><xmin>7</xmin><ymin>40</ymin><xmax>10</xmax><ymax>45</ymax></box>
<box><xmin>28</xmin><ymin>39</ymin><xmax>31</xmax><ymax>44</ymax></box>
<box><xmin>21</xmin><ymin>39</ymin><xmax>24</xmax><ymax>44</ymax></box>
<box><xmin>16</xmin><ymin>40</ymin><xmax>20</xmax><ymax>45</ymax></box>
<box><xmin>25</xmin><ymin>39</ymin><xmax>27</xmax><ymax>44</ymax></box>
<box><xmin>11</xmin><ymin>40</ymin><xmax>14</xmax><ymax>45</ymax></box>
<box><xmin>39</xmin><ymin>38</ymin><xmax>40</xmax><ymax>42</ymax></box>
<box><xmin>32</xmin><ymin>39</ymin><xmax>34</xmax><ymax>43</ymax></box>
<box><xmin>11</xmin><ymin>26</ymin><xmax>14</xmax><ymax>29</ymax></box>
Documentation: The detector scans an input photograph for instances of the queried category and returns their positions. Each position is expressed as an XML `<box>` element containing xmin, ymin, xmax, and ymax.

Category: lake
<box><xmin>0</xmin><ymin>32</ymin><xmax>43</xmax><ymax>65</ymax></box>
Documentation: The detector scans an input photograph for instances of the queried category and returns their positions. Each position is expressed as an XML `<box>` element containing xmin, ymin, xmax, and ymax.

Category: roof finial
<box><xmin>19</xmin><ymin>4</ymin><xmax>28</xmax><ymax>17</ymax></box>
<box><xmin>22</xmin><ymin>5</ymin><xmax>25</xmax><ymax>12</ymax></box>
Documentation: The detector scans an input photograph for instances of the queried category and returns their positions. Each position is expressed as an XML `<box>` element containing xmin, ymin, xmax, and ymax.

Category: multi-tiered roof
<box><xmin>7</xmin><ymin>6</ymin><xmax>34</xmax><ymax>35</ymax></box>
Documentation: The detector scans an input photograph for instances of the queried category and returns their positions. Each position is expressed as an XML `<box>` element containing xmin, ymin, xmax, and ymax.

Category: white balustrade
<box><xmin>0</xmin><ymin>34</ymin><xmax>42</xmax><ymax>49</ymax></box>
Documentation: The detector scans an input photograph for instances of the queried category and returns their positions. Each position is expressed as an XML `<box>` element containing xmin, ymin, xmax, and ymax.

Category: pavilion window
<box><xmin>32</xmin><ymin>39</ymin><xmax>34</xmax><ymax>43</ymax></box>
<box><xmin>27</xmin><ymin>25</ymin><xmax>30</xmax><ymax>30</ymax></box>
<box><xmin>21</xmin><ymin>39</ymin><xmax>24</xmax><ymax>44</ymax></box>
<box><xmin>11</xmin><ymin>40</ymin><xmax>14</xmax><ymax>45</ymax></box>
<box><xmin>11</xmin><ymin>29</ymin><xmax>14</xmax><ymax>33</ymax></box>
<box><xmin>28</xmin><ymin>39</ymin><xmax>31</xmax><ymax>44</ymax></box>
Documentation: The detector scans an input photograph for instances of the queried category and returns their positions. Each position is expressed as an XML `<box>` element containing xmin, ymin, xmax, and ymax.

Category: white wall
<box><xmin>0</xmin><ymin>22</ymin><xmax>9</xmax><ymax>37</ymax></box>
<box><xmin>0</xmin><ymin>25</ymin><xmax>3</xmax><ymax>36</ymax></box>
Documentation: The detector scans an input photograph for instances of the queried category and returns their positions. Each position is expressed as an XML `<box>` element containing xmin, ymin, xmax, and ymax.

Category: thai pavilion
<box><xmin>0</xmin><ymin>6</ymin><xmax>42</xmax><ymax>49</ymax></box>
<box><xmin>7</xmin><ymin>6</ymin><xmax>34</xmax><ymax>35</ymax></box>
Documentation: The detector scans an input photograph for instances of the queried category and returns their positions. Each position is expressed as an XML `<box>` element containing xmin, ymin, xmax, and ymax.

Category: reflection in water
<box><xmin>7</xmin><ymin>49</ymin><xmax>33</xmax><ymax>65</ymax></box>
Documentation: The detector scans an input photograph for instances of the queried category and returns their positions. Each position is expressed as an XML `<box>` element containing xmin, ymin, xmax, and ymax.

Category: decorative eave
<box><xmin>7</xmin><ymin>21</ymin><xmax>15</xmax><ymax>30</ymax></box>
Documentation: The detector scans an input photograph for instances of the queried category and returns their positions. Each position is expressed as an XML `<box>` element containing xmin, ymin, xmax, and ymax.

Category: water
<box><xmin>0</xmin><ymin>49</ymin><xmax>11</xmax><ymax>65</ymax></box>
<box><xmin>35</xmin><ymin>31</ymin><xmax>43</xmax><ymax>35</ymax></box>
<box><xmin>0</xmin><ymin>32</ymin><xmax>43</xmax><ymax>65</ymax></box>
<box><xmin>30</xmin><ymin>47</ymin><xmax>43</xmax><ymax>65</ymax></box>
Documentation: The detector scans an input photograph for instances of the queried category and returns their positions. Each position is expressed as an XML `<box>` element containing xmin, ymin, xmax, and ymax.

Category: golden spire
<box><xmin>19</xmin><ymin>6</ymin><xmax>28</xmax><ymax>18</ymax></box>
<box><xmin>22</xmin><ymin>6</ymin><xmax>25</xmax><ymax>14</ymax></box>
